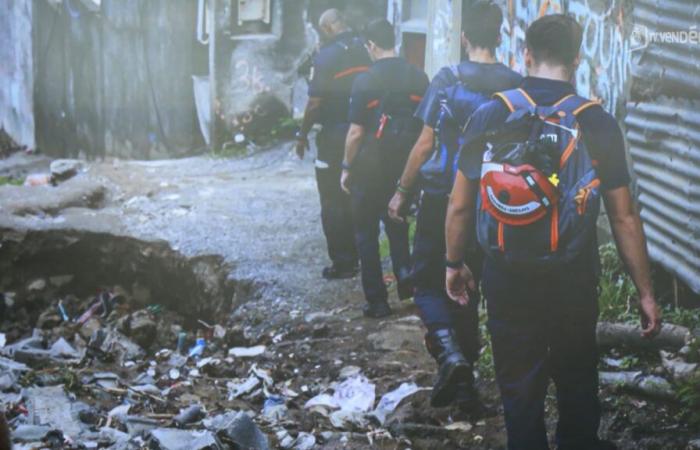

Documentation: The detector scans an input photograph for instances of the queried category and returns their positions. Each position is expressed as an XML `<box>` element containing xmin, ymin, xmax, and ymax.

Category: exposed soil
<box><xmin>0</xmin><ymin>143</ymin><xmax>698</xmax><ymax>449</ymax></box>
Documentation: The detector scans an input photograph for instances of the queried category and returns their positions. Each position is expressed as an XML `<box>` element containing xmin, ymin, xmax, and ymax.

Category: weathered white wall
<box><xmin>425</xmin><ymin>0</ymin><xmax>462</xmax><ymax>78</ymax></box>
<box><xmin>0</xmin><ymin>0</ymin><xmax>35</xmax><ymax>149</ymax></box>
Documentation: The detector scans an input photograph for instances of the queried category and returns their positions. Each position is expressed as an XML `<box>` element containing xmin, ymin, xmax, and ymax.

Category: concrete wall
<box><xmin>0</xmin><ymin>0</ymin><xmax>35</xmax><ymax>150</ymax></box>
<box><xmin>213</xmin><ymin>0</ymin><xmax>385</xmax><ymax>141</ymax></box>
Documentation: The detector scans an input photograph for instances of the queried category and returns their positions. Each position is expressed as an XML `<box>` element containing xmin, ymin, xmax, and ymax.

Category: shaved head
<box><xmin>319</xmin><ymin>9</ymin><xmax>348</xmax><ymax>39</ymax></box>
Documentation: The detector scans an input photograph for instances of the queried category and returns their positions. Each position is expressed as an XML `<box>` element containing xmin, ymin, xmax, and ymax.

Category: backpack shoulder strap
<box><xmin>551</xmin><ymin>94</ymin><xmax>601</xmax><ymax>116</ymax></box>
<box><xmin>449</xmin><ymin>64</ymin><xmax>460</xmax><ymax>82</ymax></box>
<box><xmin>493</xmin><ymin>88</ymin><xmax>537</xmax><ymax>113</ymax></box>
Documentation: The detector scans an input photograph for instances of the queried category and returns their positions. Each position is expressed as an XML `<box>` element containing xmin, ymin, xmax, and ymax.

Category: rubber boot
<box><xmin>426</xmin><ymin>329</ymin><xmax>473</xmax><ymax>407</ymax></box>
<box><xmin>395</xmin><ymin>267</ymin><xmax>414</xmax><ymax>301</ymax></box>
<box><xmin>363</xmin><ymin>300</ymin><xmax>392</xmax><ymax>318</ymax></box>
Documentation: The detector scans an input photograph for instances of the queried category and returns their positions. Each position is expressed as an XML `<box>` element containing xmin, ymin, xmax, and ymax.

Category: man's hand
<box><xmin>388</xmin><ymin>191</ymin><xmax>408</xmax><ymax>223</ymax></box>
<box><xmin>639</xmin><ymin>295</ymin><xmax>662</xmax><ymax>338</ymax></box>
<box><xmin>295</xmin><ymin>137</ymin><xmax>308</xmax><ymax>159</ymax></box>
<box><xmin>340</xmin><ymin>169</ymin><xmax>352</xmax><ymax>195</ymax></box>
<box><xmin>446</xmin><ymin>264</ymin><xmax>476</xmax><ymax>306</ymax></box>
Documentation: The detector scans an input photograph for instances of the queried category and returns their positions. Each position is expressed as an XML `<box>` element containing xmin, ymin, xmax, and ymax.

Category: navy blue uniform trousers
<box><xmin>482</xmin><ymin>258</ymin><xmax>602</xmax><ymax>450</ymax></box>
<box><xmin>315</xmin><ymin>126</ymin><xmax>358</xmax><ymax>268</ymax></box>
<box><xmin>350</xmin><ymin>180</ymin><xmax>410</xmax><ymax>304</ymax></box>
<box><xmin>412</xmin><ymin>192</ymin><xmax>480</xmax><ymax>362</ymax></box>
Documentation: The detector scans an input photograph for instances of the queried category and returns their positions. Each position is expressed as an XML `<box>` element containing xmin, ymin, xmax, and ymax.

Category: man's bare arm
<box><xmin>399</xmin><ymin>125</ymin><xmax>435</xmax><ymax>190</ymax></box>
<box><xmin>604</xmin><ymin>186</ymin><xmax>661</xmax><ymax>337</ymax></box>
<box><xmin>295</xmin><ymin>97</ymin><xmax>322</xmax><ymax>159</ymax></box>
<box><xmin>340</xmin><ymin>123</ymin><xmax>365</xmax><ymax>194</ymax></box>
<box><xmin>446</xmin><ymin>171</ymin><xmax>477</xmax><ymax>263</ymax></box>
<box><xmin>387</xmin><ymin>126</ymin><xmax>435</xmax><ymax>222</ymax></box>
<box><xmin>444</xmin><ymin>171</ymin><xmax>479</xmax><ymax>304</ymax></box>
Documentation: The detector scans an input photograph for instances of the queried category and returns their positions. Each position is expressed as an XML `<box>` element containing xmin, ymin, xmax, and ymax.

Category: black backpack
<box><xmin>356</xmin><ymin>73</ymin><xmax>423</xmax><ymax>187</ymax></box>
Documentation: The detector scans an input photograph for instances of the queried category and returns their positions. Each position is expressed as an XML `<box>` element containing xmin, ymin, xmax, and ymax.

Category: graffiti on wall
<box><xmin>497</xmin><ymin>0</ymin><xmax>631</xmax><ymax>115</ymax></box>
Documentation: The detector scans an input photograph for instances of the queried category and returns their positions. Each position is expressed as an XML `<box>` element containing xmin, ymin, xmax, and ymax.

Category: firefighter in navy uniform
<box><xmin>341</xmin><ymin>19</ymin><xmax>429</xmax><ymax>318</ymax></box>
<box><xmin>388</xmin><ymin>1</ymin><xmax>521</xmax><ymax>413</ymax></box>
<box><xmin>296</xmin><ymin>9</ymin><xmax>370</xmax><ymax>280</ymax></box>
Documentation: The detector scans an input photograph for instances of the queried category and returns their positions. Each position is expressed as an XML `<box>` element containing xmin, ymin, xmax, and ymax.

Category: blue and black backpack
<box><xmin>476</xmin><ymin>88</ymin><xmax>602</xmax><ymax>269</ymax></box>
<box><xmin>420</xmin><ymin>67</ymin><xmax>490</xmax><ymax>195</ymax></box>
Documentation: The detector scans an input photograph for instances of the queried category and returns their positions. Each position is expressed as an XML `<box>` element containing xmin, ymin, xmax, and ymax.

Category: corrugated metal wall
<box><xmin>626</xmin><ymin>0</ymin><xmax>700</xmax><ymax>293</ymax></box>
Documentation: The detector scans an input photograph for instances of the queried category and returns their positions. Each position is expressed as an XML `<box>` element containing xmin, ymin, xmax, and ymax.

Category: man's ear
<box><xmin>461</xmin><ymin>32</ymin><xmax>470</xmax><ymax>52</ymax></box>
<box><xmin>572</xmin><ymin>53</ymin><xmax>581</xmax><ymax>71</ymax></box>
<box><xmin>524</xmin><ymin>47</ymin><xmax>533</xmax><ymax>70</ymax></box>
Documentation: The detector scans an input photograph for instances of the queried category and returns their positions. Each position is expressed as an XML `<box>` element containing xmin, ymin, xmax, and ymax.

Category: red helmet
<box><xmin>480</xmin><ymin>163</ymin><xmax>558</xmax><ymax>226</ymax></box>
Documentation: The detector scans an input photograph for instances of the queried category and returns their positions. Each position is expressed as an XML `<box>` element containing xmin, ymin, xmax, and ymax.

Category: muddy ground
<box><xmin>0</xmin><ymin>143</ymin><xmax>698</xmax><ymax>449</ymax></box>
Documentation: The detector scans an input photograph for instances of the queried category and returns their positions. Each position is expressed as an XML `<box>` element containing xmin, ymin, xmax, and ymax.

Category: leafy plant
<box><xmin>0</xmin><ymin>175</ymin><xmax>22</xmax><ymax>186</ymax></box>
<box><xmin>676</xmin><ymin>374</ymin><xmax>700</xmax><ymax>428</ymax></box>
<box><xmin>598</xmin><ymin>243</ymin><xmax>637</xmax><ymax>323</ymax></box>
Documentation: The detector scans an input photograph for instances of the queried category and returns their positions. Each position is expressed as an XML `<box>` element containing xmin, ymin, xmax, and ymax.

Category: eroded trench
<box><xmin>0</xmin><ymin>228</ymin><xmax>243</xmax><ymax>335</ymax></box>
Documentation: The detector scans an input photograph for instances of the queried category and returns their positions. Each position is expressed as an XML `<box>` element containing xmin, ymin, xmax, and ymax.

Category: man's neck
<box><xmin>374</xmin><ymin>49</ymin><xmax>397</xmax><ymax>61</ymax></box>
<box><xmin>467</xmin><ymin>47</ymin><xmax>496</xmax><ymax>64</ymax></box>
<box><xmin>528</xmin><ymin>63</ymin><xmax>571</xmax><ymax>83</ymax></box>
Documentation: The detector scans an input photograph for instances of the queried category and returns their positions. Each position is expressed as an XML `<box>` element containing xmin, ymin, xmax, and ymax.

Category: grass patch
<box><xmin>379</xmin><ymin>217</ymin><xmax>416</xmax><ymax>260</ymax></box>
<box><xmin>0</xmin><ymin>175</ymin><xmax>23</xmax><ymax>186</ymax></box>
<box><xmin>598</xmin><ymin>243</ymin><xmax>637</xmax><ymax>323</ymax></box>
<box><xmin>676</xmin><ymin>373</ymin><xmax>700</xmax><ymax>428</ymax></box>
<box><xmin>477</xmin><ymin>305</ymin><xmax>495</xmax><ymax>380</ymax></box>
<box><xmin>211</xmin><ymin>116</ymin><xmax>301</xmax><ymax>158</ymax></box>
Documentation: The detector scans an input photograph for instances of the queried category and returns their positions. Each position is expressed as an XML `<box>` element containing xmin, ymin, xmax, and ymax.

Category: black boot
<box><xmin>395</xmin><ymin>267</ymin><xmax>414</xmax><ymax>301</ymax></box>
<box><xmin>427</xmin><ymin>329</ymin><xmax>473</xmax><ymax>407</ymax></box>
<box><xmin>363</xmin><ymin>301</ymin><xmax>392</xmax><ymax>318</ymax></box>
<box><xmin>322</xmin><ymin>263</ymin><xmax>358</xmax><ymax>280</ymax></box>
<box><xmin>453</xmin><ymin>380</ymin><xmax>495</xmax><ymax>420</ymax></box>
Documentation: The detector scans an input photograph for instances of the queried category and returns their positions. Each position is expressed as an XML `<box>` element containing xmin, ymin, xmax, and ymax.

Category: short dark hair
<box><xmin>462</xmin><ymin>1</ymin><xmax>503</xmax><ymax>51</ymax></box>
<box><xmin>526</xmin><ymin>14</ymin><xmax>583</xmax><ymax>67</ymax></box>
<box><xmin>362</xmin><ymin>19</ymin><xmax>395</xmax><ymax>50</ymax></box>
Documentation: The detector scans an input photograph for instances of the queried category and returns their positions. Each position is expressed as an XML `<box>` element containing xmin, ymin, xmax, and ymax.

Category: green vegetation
<box><xmin>598</xmin><ymin>243</ymin><xmax>638</xmax><ymax>323</ymax></box>
<box><xmin>676</xmin><ymin>373</ymin><xmax>700</xmax><ymax>428</ymax></box>
<box><xmin>477</xmin><ymin>306</ymin><xmax>495</xmax><ymax>380</ymax></box>
<box><xmin>212</xmin><ymin>116</ymin><xmax>301</xmax><ymax>158</ymax></box>
<box><xmin>379</xmin><ymin>217</ymin><xmax>416</xmax><ymax>260</ymax></box>
<box><xmin>0</xmin><ymin>175</ymin><xmax>23</xmax><ymax>186</ymax></box>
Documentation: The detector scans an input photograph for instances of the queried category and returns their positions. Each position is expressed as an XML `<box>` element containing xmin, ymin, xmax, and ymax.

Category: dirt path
<box><xmin>1</xmin><ymin>145</ymin><xmax>695</xmax><ymax>449</ymax></box>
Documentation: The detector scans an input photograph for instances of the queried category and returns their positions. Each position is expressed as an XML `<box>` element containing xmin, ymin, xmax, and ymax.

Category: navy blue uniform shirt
<box><xmin>308</xmin><ymin>31</ymin><xmax>371</xmax><ymax>128</ymax></box>
<box><xmin>415</xmin><ymin>61</ymin><xmax>522</xmax><ymax>129</ymax></box>
<box><xmin>458</xmin><ymin>76</ymin><xmax>631</xmax><ymax>276</ymax></box>
<box><xmin>348</xmin><ymin>57</ymin><xmax>429</xmax><ymax>132</ymax></box>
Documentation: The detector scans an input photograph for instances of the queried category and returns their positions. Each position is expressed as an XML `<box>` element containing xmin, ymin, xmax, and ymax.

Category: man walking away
<box><xmin>388</xmin><ymin>1</ymin><xmax>521</xmax><ymax>414</ymax></box>
<box><xmin>445</xmin><ymin>14</ymin><xmax>661</xmax><ymax>450</ymax></box>
<box><xmin>296</xmin><ymin>9</ymin><xmax>370</xmax><ymax>280</ymax></box>
<box><xmin>341</xmin><ymin>19</ymin><xmax>429</xmax><ymax>318</ymax></box>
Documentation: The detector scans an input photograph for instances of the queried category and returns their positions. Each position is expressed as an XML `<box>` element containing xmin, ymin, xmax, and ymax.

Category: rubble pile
<box><xmin>0</xmin><ymin>280</ymin><xmax>455</xmax><ymax>450</ymax></box>
<box><xmin>1</xmin><ymin>275</ymin><xmax>698</xmax><ymax>449</ymax></box>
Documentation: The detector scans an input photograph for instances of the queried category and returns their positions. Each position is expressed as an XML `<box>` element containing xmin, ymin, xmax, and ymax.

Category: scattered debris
<box><xmin>369</xmin><ymin>382</ymin><xmax>421</xmax><ymax>425</ymax></box>
<box><xmin>50</xmin><ymin>159</ymin><xmax>84</xmax><ymax>183</ymax></box>
<box><xmin>228</xmin><ymin>345</ymin><xmax>266</xmax><ymax>358</ymax></box>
